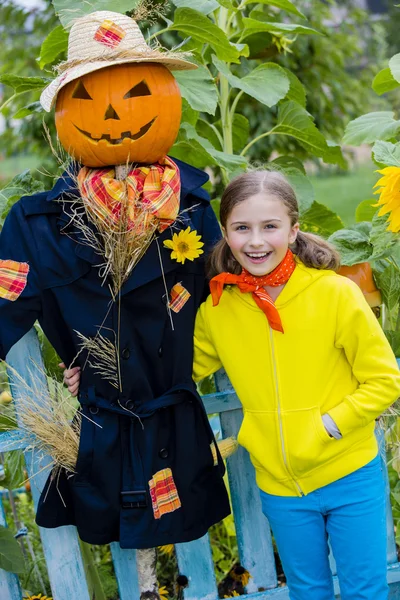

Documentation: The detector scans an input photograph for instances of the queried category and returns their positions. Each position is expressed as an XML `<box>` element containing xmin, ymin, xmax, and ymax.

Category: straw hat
<box><xmin>40</xmin><ymin>11</ymin><xmax>196</xmax><ymax>112</ymax></box>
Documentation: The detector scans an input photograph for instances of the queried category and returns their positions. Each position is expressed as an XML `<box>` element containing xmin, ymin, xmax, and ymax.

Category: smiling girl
<box><xmin>64</xmin><ymin>169</ymin><xmax>400</xmax><ymax>599</ymax></box>
<box><xmin>193</xmin><ymin>170</ymin><xmax>400</xmax><ymax>600</ymax></box>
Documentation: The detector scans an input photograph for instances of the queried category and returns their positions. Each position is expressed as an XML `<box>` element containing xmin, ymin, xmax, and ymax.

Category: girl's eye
<box><xmin>235</xmin><ymin>225</ymin><xmax>248</xmax><ymax>231</ymax></box>
<box><xmin>265</xmin><ymin>224</ymin><xmax>276</xmax><ymax>229</ymax></box>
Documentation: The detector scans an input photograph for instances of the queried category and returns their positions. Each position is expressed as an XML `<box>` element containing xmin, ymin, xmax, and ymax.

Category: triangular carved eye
<box><xmin>123</xmin><ymin>80</ymin><xmax>151</xmax><ymax>99</ymax></box>
<box><xmin>72</xmin><ymin>80</ymin><xmax>92</xmax><ymax>100</ymax></box>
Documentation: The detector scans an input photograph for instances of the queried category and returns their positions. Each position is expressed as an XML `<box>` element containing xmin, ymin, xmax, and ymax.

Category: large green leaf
<box><xmin>301</xmin><ymin>201</ymin><xmax>344</xmax><ymax>237</ymax></box>
<box><xmin>171</xmin><ymin>0</ymin><xmax>219</xmax><ymax>13</ymax></box>
<box><xmin>372</xmin><ymin>68</ymin><xmax>400</xmax><ymax>96</ymax></box>
<box><xmin>374</xmin><ymin>264</ymin><xmax>400</xmax><ymax>312</ymax></box>
<box><xmin>38</xmin><ymin>24</ymin><xmax>68</xmax><ymax>69</ymax></box>
<box><xmin>175</xmin><ymin>66</ymin><xmax>218</xmax><ymax>115</ymax></box>
<box><xmin>232</xmin><ymin>114</ymin><xmax>249</xmax><ymax>154</ymax></box>
<box><xmin>273</xmin><ymin>101</ymin><xmax>334</xmax><ymax>162</ymax></box>
<box><xmin>2</xmin><ymin>450</ymin><xmax>25</xmax><ymax>491</ymax></box>
<box><xmin>269</xmin><ymin>157</ymin><xmax>313</xmax><ymax>213</ymax></box>
<box><xmin>328</xmin><ymin>228</ymin><xmax>373</xmax><ymax>266</ymax></box>
<box><xmin>212</xmin><ymin>57</ymin><xmax>289</xmax><ymax>107</ymax></box>
<box><xmin>0</xmin><ymin>526</ymin><xmax>25</xmax><ymax>574</ymax></box>
<box><xmin>243</xmin><ymin>0</ymin><xmax>305</xmax><ymax>18</ymax></box>
<box><xmin>169</xmin><ymin>8</ymin><xmax>241</xmax><ymax>63</ymax></box>
<box><xmin>389</xmin><ymin>53</ymin><xmax>400</xmax><ymax>84</ymax></box>
<box><xmin>196</xmin><ymin>119</ymin><xmax>222</xmax><ymax>150</ymax></box>
<box><xmin>181</xmin><ymin>98</ymin><xmax>199</xmax><ymax>126</ymax></box>
<box><xmin>242</xmin><ymin>18</ymin><xmax>321</xmax><ymax>39</ymax></box>
<box><xmin>13</xmin><ymin>101</ymin><xmax>44</xmax><ymax>119</ymax></box>
<box><xmin>0</xmin><ymin>75</ymin><xmax>49</xmax><ymax>94</ymax></box>
<box><xmin>370</xmin><ymin>213</ymin><xmax>398</xmax><ymax>261</ymax></box>
<box><xmin>283</xmin><ymin>69</ymin><xmax>306</xmax><ymax>107</ymax></box>
<box><xmin>52</xmin><ymin>0</ymin><xmax>138</xmax><ymax>27</ymax></box>
<box><xmin>372</xmin><ymin>141</ymin><xmax>400</xmax><ymax>167</ymax></box>
<box><xmin>180</xmin><ymin>122</ymin><xmax>247</xmax><ymax>171</ymax></box>
<box><xmin>343</xmin><ymin>112</ymin><xmax>400</xmax><ymax>146</ymax></box>
<box><xmin>170</xmin><ymin>139</ymin><xmax>216</xmax><ymax>168</ymax></box>
<box><xmin>355</xmin><ymin>199</ymin><xmax>377</xmax><ymax>222</ymax></box>
<box><xmin>0</xmin><ymin>170</ymin><xmax>46</xmax><ymax>221</ymax></box>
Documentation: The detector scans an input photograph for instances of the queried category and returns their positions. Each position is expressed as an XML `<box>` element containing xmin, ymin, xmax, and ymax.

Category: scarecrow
<box><xmin>0</xmin><ymin>10</ymin><xmax>230</xmax><ymax>596</ymax></box>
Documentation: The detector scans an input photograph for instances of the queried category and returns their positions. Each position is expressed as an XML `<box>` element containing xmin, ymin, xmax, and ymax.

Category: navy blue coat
<box><xmin>0</xmin><ymin>159</ymin><xmax>230</xmax><ymax>548</ymax></box>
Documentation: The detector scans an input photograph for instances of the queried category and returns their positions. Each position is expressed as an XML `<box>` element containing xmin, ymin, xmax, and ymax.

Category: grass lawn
<box><xmin>309</xmin><ymin>163</ymin><xmax>379</xmax><ymax>226</ymax></box>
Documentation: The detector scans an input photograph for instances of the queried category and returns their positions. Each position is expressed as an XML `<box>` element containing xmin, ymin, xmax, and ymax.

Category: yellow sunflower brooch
<box><xmin>163</xmin><ymin>227</ymin><xmax>204</xmax><ymax>264</ymax></box>
<box><xmin>24</xmin><ymin>595</ymin><xmax>52</xmax><ymax>600</ymax></box>
<box><xmin>374</xmin><ymin>166</ymin><xmax>400</xmax><ymax>233</ymax></box>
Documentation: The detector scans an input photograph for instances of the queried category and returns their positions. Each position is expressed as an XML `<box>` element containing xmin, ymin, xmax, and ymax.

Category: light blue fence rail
<box><xmin>0</xmin><ymin>329</ymin><xmax>400</xmax><ymax>600</ymax></box>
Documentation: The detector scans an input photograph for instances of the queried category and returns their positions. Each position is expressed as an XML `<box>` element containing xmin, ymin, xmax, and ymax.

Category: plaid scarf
<box><xmin>77</xmin><ymin>156</ymin><xmax>180</xmax><ymax>234</ymax></box>
<box><xmin>210</xmin><ymin>249</ymin><xmax>296</xmax><ymax>333</ymax></box>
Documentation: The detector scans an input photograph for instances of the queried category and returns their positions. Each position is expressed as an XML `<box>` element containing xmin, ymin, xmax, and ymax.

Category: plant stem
<box><xmin>80</xmin><ymin>541</ymin><xmax>107</xmax><ymax>600</ymax></box>
<box><xmin>240</xmin><ymin>129</ymin><xmax>275</xmax><ymax>156</ymax></box>
<box><xmin>229</xmin><ymin>90</ymin><xmax>244</xmax><ymax>122</ymax></box>
<box><xmin>148</xmin><ymin>27</ymin><xmax>169</xmax><ymax>41</ymax></box>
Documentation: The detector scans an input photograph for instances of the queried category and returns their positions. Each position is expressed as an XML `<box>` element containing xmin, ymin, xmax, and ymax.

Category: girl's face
<box><xmin>223</xmin><ymin>192</ymin><xmax>299</xmax><ymax>276</ymax></box>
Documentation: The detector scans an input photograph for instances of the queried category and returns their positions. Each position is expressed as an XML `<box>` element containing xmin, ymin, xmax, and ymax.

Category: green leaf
<box><xmin>169</xmin><ymin>8</ymin><xmax>241</xmax><ymax>63</ymax></box>
<box><xmin>370</xmin><ymin>212</ymin><xmax>398</xmax><ymax>261</ymax></box>
<box><xmin>0</xmin><ymin>171</ymin><xmax>46</xmax><ymax>220</ymax></box>
<box><xmin>2</xmin><ymin>450</ymin><xmax>25</xmax><ymax>490</ymax></box>
<box><xmin>269</xmin><ymin>156</ymin><xmax>313</xmax><ymax>212</ymax></box>
<box><xmin>171</xmin><ymin>0</ymin><xmax>219</xmax><ymax>13</ymax></box>
<box><xmin>0</xmin><ymin>525</ymin><xmax>25</xmax><ymax>574</ymax></box>
<box><xmin>181</xmin><ymin>98</ymin><xmax>199</xmax><ymax>126</ymax></box>
<box><xmin>243</xmin><ymin>0</ymin><xmax>305</xmax><ymax>18</ymax></box>
<box><xmin>0</xmin><ymin>75</ymin><xmax>49</xmax><ymax>94</ymax></box>
<box><xmin>180</xmin><ymin>122</ymin><xmax>248</xmax><ymax>171</ymax></box>
<box><xmin>38</xmin><ymin>24</ymin><xmax>68</xmax><ymax>69</ymax></box>
<box><xmin>270</xmin><ymin>155</ymin><xmax>306</xmax><ymax>174</ymax></box>
<box><xmin>384</xmin><ymin>330</ymin><xmax>400</xmax><ymax>356</ymax></box>
<box><xmin>343</xmin><ymin>112</ymin><xmax>400</xmax><ymax>146</ymax></box>
<box><xmin>273</xmin><ymin>101</ymin><xmax>334</xmax><ymax>162</ymax></box>
<box><xmin>175</xmin><ymin>65</ymin><xmax>218</xmax><ymax>114</ymax></box>
<box><xmin>13</xmin><ymin>101</ymin><xmax>44</xmax><ymax>119</ymax></box>
<box><xmin>196</xmin><ymin>119</ymin><xmax>222</xmax><ymax>150</ymax></box>
<box><xmin>355</xmin><ymin>199</ymin><xmax>377</xmax><ymax>222</ymax></box>
<box><xmin>389</xmin><ymin>53</ymin><xmax>400</xmax><ymax>84</ymax></box>
<box><xmin>372</xmin><ymin>68</ymin><xmax>400</xmax><ymax>96</ymax></box>
<box><xmin>372</xmin><ymin>141</ymin><xmax>400</xmax><ymax>167</ymax></box>
<box><xmin>242</xmin><ymin>18</ymin><xmax>321</xmax><ymax>39</ymax></box>
<box><xmin>374</xmin><ymin>264</ymin><xmax>400</xmax><ymax>311</ymax></box>
<box><xmin>52</xmin><ymin>0</ymin><xmax>138</xmax><ymax>27</ymax></box>
<box><xmin>283</xmin><ymin>69</ymin><xmax>307</xmax><ymax>107</ymax></box>
<box><xmin>232</xmin><ymin>114</ymin><xmax>250</xmax><ymax>153</ymax></box>
<box><xmin>328</xmin><ymin>228</ymin><xmax>373</xmax><ymax>266</ymax></box>
<box><xmin>301</xmin><ymin>202</ymin><xmax>344</xmax><ymax>237</ymax></box>
<box><xmin>212</xmin><ymin>57</ymin><xmax>289</xmax><ymax>107</ymax></box>
<box><xmin>170</xmin><ymin>138</ymin><xmax>216</xmax><ymax>168</ymax></box>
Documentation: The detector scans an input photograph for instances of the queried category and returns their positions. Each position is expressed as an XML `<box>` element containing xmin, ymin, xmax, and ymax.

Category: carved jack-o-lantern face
<box><xmin>55</xmin><ymin>63</ymin><xmax>182</xmax><ymax>167</ymax></box>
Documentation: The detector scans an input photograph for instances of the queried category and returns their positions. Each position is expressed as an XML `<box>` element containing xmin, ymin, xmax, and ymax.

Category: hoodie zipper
<box><xmin>269</xmin><ymin>327</ymin><xmax>304</xmax><ymax>497</ymax></box>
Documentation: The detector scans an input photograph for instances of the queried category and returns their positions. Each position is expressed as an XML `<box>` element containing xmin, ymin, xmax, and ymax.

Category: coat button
<box><xmin>89</xmin><ymin>406</ymin><xmax>99</xmax><ymax>415</ymax></box>
<box><xmin>158</xmin><ymin>346</ymin><xmax>163</xmax><ymax>357</ymax></box>
<box><xmin>159</xmin><ymin>448</ymin><xmax>169</xmax><ymax>459</ymax></box>
<box><xmin>126</xmin><ymin>400</ymin><xmax>135</xmax><ymax>410</ymax></box>
<box><xmin>121</xmin><ymin>348</ymin><xmax>130</xmax><ymax>360</ymax></box>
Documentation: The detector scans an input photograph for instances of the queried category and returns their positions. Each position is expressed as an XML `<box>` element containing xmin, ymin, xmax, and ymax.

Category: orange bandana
<box><xmin>210</xmin><ymin>249</ymin><xmax>296</xmax><ymax>333</ymax></box>
<box><xmin>77</xmin><ymin>156</ymin><xmax>180</xmax><ymax>234</ymax></box>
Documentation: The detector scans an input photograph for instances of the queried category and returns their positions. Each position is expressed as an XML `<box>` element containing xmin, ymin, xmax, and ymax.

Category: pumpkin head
<box><xmin>338</xmin><ymin>262</ymin><xmax>381</xmax><ymax>307</ymax></box>
<box><xmin>55</xmin><ymin>62</ymin><xmax>181</xmax><ymax>167</ymax></box>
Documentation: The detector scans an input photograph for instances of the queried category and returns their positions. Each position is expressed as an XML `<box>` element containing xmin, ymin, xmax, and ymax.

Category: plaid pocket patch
<box><xmin>149</xmin><ymin>468</ymin><xmax>181</xmax><ymax>520</ymax></box>
<box><xmin>0</xmin><ymin>260</ymin><xmax>29</xmax><ymax>301</ymax></box>
<box><xmin>168</xmin><ymin>283</ymin><xmax>191</xmax><ymax>314</ymax></box>
<box><xmin>94</xmin><ymin>20</ymin><xmax>126</xmax><ymax>48</ymax></box>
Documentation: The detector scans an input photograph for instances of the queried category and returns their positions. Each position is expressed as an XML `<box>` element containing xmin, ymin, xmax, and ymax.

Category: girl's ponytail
<box><xmin>207</xmin><ymin>238</ymin><xmax>241</xmax><ymax>280</ymax></box>
<box><xmin>291</xmin><ymin>231</ymin><xmax>340</xmax><ymax>271</ymax></box>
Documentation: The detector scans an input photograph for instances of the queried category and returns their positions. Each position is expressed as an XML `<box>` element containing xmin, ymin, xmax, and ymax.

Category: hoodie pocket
<box><xmin>283</xmin><ymin>407</ymin><xmax>338</xmax><ymax>477</ymax></box>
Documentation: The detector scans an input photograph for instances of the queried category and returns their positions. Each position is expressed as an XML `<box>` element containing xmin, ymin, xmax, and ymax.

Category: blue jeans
<box><xmin>260</xmin><ymin>454</ymin><xmax>388</xmax><ymax>600</ymax></box>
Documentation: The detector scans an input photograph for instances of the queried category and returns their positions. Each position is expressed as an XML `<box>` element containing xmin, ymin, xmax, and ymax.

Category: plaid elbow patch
<box><xmin>94</xmin><ymin>20</ymin><xmax>126</xmax><ymax>48</ymax></box>
<box><xmin>0</xmin><ymin>260</ymin><xmax>29</xmax><ymax>301</ymax></box>
<box><xmin>149</xmin><ymin>468</ymin><xmax>181</xmax><ymax>520</ymax></box>
<box><xmin>168</xmin><ymin>283</ymin><xmax>191</xmax><ymax>313</ymax></box>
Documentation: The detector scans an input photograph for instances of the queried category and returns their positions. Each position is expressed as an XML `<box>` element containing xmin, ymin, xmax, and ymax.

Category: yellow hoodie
<box><xmin>193</xmin><ymin>261</ymin><xmax>400</xmax><ymax>496</ymax></box>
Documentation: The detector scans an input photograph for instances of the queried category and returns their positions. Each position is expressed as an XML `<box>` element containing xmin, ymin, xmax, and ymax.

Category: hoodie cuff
<box><xmin>327</xmin><ymin>397</ymin><xmax>365</xmax><ymax>437</ymax></box>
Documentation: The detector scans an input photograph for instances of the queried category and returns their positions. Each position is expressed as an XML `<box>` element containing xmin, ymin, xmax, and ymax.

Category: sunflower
<box><xmin>158</xmin><ymin>544</ymin><xmax>174</xmax><ymax>555</ymax></box>
<box><xmin>24</xmin><ymin>595</ymin><xmax>52</xmax><ymax>600</ymax></box>
<box><xmin>158</xmin><ymin>585</ymin><xmax>169</xmax><ymax>599</ymax></box>
<box><xmin>163</xmin><ymin>227</ymin><xmax>204</xmax><ymax>264</ymax></box>
<box><xmin>373</xmin><ymin>166</ymin><xmax>400</xmax><ymax>233</ymax></box>
<box><xmin>223</xmin><ymin>593</ymin><xmax>240</xmax><ymax>598</ymax></box>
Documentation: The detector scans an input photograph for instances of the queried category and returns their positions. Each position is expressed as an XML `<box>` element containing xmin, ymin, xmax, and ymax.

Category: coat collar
<box><xmin>46</xmin><ymin>159</ymin><xmax>210</xmax><ymax>293</ymax></box>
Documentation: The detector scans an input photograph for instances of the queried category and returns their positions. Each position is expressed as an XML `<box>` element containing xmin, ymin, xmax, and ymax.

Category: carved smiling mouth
<box><xmin>74</xmin><ymin>117</ymin><xmax>157</xmax><ymax>144</ymax></box>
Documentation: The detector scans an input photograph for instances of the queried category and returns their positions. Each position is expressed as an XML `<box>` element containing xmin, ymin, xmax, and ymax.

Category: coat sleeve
<box><xmin>0</xmin><ymin>202</ymin><xmax>42</xmax><ymax>360</ymax></box>
<box><xmin>327</xmin><ymin>278</ymin><xmax>400</xmax><ymax>437</ymax></box>
<box><xmin>193</xmin><ymin>300</ymin><xmax>222</xmax><ymax>382</ymax></box>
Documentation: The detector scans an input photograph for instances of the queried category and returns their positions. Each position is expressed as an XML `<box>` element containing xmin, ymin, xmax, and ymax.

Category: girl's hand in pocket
<box><xmin>59</xmin><ymin>363</ymin><xmax>81</xmax><ymax>397</ymax></box>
